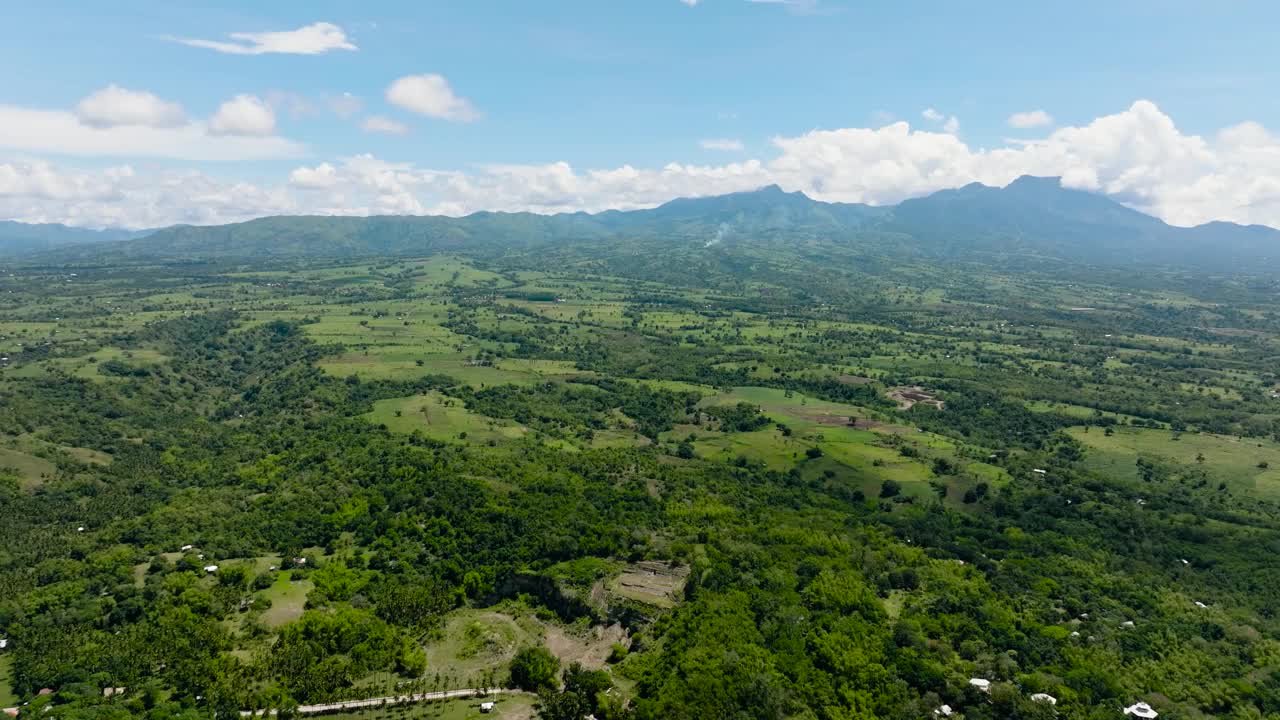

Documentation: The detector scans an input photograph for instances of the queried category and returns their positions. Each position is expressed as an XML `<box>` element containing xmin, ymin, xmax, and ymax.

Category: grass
<box><xmin>1070</xmin><ymin>426</ymin><xmax>1280</xmax><ymax>500</ymax></box>
<box><xmin>0</xmin><ymin>655</ymin><xmax>16</xmax><ymax>707</ymax></box>
<box><xmin>420</xmin><ymin>610</ymin><xmax>543</xmax><ymax>688</ymax></box>
<box><xmin>367</xmin><ymin>393</ymin><xmax>529</xmax><ymax>444</ymax></box>
<box><xmin>257</xmin><ymin>571</ymin><xmax>313</xmax><ymax>629</ymax></box>
<box><xmin>0</xmin><ymin>447</ymin><xmax>56</xmax><ymax>490</ymax></box>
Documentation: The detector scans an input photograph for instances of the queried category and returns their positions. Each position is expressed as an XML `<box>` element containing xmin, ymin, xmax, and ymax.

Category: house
<box><xmin>1120</xmin><ymin>620</ymin><xmax>1135</xmax><ymax>629</ymax></box>
<box><xmin>1032</xmin><ymin>468</ymin><xmax>1047</xmax><ymax>475</ymax></box>
<box><xmin>4</xmin><ymin>707</ymin><xmax>19</xmax><ymax>718</ymax></box>
<box><xmin>933</xmin><ymin>705</ymin><xmax>954</xmax><ymax>717</ymax></box>
<box><xmin>1124</xmin><ymin>702</ymin><xmax>1158</xmax><ymax>718</ymax></box>
<box><xmin>480</xmin><ymin>701</ymin><xmax>495</xmax><ymax>713</ymax></box>
<box><xmin>968</xmin><ymin>678</ymin><xmax>991</xmax><ymax>692</ymax></box>
<box><xmin>203</xmin><ymin>565</ymin><xmax>219</xmax><ymax>574</ymax></box>
<box><xmin>1030</xmin><ymin>693</ymin><xmax>1057</xmax><ymax>705</ymax></box>
<box><xmin>103</xmin><ymin>687</ymin><xmax>127</xmax><ymax>698</ymax></box>
<box><xmin>1194</xmin><ymin>601</ymin><xmax>1208</xmax><ymax>609</ymax></box>
<box><xmin>0</xmin><ymin>638</ymin><xmax>8</xmax><ymax>649</ymax></box>
<box><xmin>180</xmin><ymin>545</ymin><xmax>193</xmax><ymax>552</ymax></box>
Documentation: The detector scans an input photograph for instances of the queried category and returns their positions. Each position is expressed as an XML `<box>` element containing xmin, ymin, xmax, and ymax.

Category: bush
<box><xmin>509</xmin><ymin>646</ymin><xmax>560</xmax><ymax>692</ymax></box>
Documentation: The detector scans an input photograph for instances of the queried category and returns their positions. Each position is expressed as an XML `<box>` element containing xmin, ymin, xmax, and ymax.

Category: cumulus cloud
<box><xmin>386</xmin><ymin>74</ymin><xmax>480</xmax><ymax>122</ymax></box>
<box><xmin>0</xmin><ymin>159</ymin><xmax>296</xmax><ymax>228</ymax></box>
<box><xmin>289</xmin><ymin>162</ymin><xmax>340</xmax><ymax>189</ymax></box>
<box><xmin>208</xmin><ymin>95</ymin><xmax>276</xmax><ymax>136</ymax></box>
<box><xmin>921</xmin><ymin>107</ymin><xmax>959</xmax><ymax>135</ymax></box>
<box><xmin>9</xmin><ymin>100</ymin><xmax>1280</xmax><ymax>230</ymax></box>
<box><xmin>361</xmin><ymin>116</ymin><xmax>409</xmax><ymax>135</ymax></box>
<box><xmin>75</xmin><ymin>85</ymin><xmax>187</xmax><ymax>128</ymax></box>
<box><xmin>700</xmin><ymin>138</ymin><xmax>744</xmax><ymax>151</ymax></box>
<box><xmin>1008</xmin><ymin>109</ymin><xmax>1054</xmax><ymax>128</ymax></box>
<box><xmin>168</xmin><ymin>22</ymin><xmax>356</xmax><ymax>55</ymax></box>
<box><xmin>0</xmin><ymin>105</ymin><xmax>303</xmax><ymax>161</ymax></box>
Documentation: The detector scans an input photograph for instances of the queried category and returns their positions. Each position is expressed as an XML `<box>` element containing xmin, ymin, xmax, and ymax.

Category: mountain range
<box><xmin>10</xmin><ymin>176</ymin><xmax>1280</xmax><ymax>273</ymax></box>
<box><xmin>0</xmin><ymin>221</ymin><xmax>151</xmax><ymax>256</ymax></box>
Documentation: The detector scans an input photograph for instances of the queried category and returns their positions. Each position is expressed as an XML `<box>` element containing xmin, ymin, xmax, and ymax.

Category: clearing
<box><xmin>257</xmin><ymin>571</ymin><xmax>313</xmax><ymax>628</ymax></box>
<box><xmin>367</xmin><ymin>392</ymin><xmax>529</xmax><ymax>444</ymax></box>
<box><xmin>1070</xmin><ymin>426</ymin><xmax>1280</xmax><ymax>501</ymax></box>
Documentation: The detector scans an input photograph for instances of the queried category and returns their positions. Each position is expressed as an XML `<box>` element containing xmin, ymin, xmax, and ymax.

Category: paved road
<box><xmin>240</xmin><ymin>687</ymin><xmax>520</xmax><ymax>716</ymax></box>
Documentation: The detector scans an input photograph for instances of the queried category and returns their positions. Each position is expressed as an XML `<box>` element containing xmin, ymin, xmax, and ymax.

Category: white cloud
<box><xmin>1008</xmin><ymin>109</ymin><xmax>1054</xmax><ymax>129</ymax></box>
<box><xmin>75</xmin><ymin>85</ymin><xmax>187</xmax><ymax>129</ymax></box>
<box><xmin>362</xmin><ymin>116</ymin><xmax>410</xmax><ymax>135</ymax></box>
<box><xmin>289</xmin><ymin>162</ymin><xmax>340</xmax><ymax>189</ymax></box>
<box><xmin>168</xmin><ymin>22</ymin><xmax>356</xmax><ymax>55</ymax></box>
<box><xmin>10</xmin><ymin>100</ymin><xmax>1280</xmax><ymax>231</ymax></box>
<box><xmin>208</xmin><ymin>95</ymin><xmax>276</xmax><ymax>137</ymax></box>
<box><xmin>700</xmin><ymin>138</ymin><xmax>744</xmax><ymax>151</ymax></box>
<box><xmin>0</xmin><ymin>105</ymin><xmax>303</xmax><ymax>161</ymax></box>
<box><xmin>386</xmin><ymin>74</ymin><xmax>480</xmax><ymax>122</ymax></box>
<box><xmin>922</xmin><ymin>107</ymin><xmax>959</xmax><ymax>135</ymax></box>
<box><xmin>0</xmin><ymin>159</ymin><xmax>296</xmax><ymax>228</ymax></box>
<box><xmin>680</xmin><ymin>0</ymin><xmax>700</xmax><ymax>5</ymax></box>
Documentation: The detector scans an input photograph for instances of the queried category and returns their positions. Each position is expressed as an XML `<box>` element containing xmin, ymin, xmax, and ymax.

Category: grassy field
<box><xmin>0</xmin><ymin>447</ymin><xmax>56</xmax><ymax>490</ymax></box>
<box><xmin>1070</xmin><ymin>426</ymin><xmax>1280</xmax><ymax>500</ymax></box>
<box><xmin>367</xmin><ymin>393</ymin><xmax>529</xmax><ymax>444</ymax></box>
<box><xmin>0</xmin><ymin>655</ymin><xmax>16</xmax><ymax>707</ymax></box>
<box><xmin>420</xmin><ymin>610</ymin><xmax>544</xmax><ymax>688</ymax></box>
<box><xmin>256</xmin><ymin>571</ymin><xmax>313</xmax><ymax>629</ymax></box>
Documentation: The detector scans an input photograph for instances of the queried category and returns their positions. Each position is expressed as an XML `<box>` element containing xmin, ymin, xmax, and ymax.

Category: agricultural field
<box><xmin>3</xmin><ymin>246</ymin><xmax>1280</xmax><ymax>720</ymax></box>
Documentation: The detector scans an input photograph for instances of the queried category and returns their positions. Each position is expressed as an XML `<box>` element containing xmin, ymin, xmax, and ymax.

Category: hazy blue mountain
<box><xmin>0</xmin><ymin>220</ymin><xmax>151</xmax><ymax>255</ymax></box>
<box><xmin>22</xmin><ymin>177</ymin><xmax>1280</xmax><ymax>273</ymax></box>
<box><xmin>873</xmin><ymin>176</ymin><xmax>1280</xmax><ymax>268</ymax></box>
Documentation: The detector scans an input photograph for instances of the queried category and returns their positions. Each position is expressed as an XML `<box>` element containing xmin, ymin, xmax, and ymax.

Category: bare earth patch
<box><xmin>544</xmin><ymin>623</ymin><xmax>627</xmax><ymax>670</ymax></box>
<box><xmin>608</xmin><ymin>561</ymin><xmax>689</xmax><ymax>608</ymax></box>
<box><xmin>887</xmin><ymin>386</ymin><xmax>945</xmax><ymax>411</ymax></box>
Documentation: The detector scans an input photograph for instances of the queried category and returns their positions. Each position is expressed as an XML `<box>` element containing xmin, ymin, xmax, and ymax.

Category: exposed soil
<box><xmin>544</xmin><ymin>622</ymin><xmax>627</xmax><ymax>670</ymax></box>
<box><xmin>612</xmin><ymin>561</ymin><xmax>688</xmax><ymax>602</ymax></box>
<box><xmin>887</xmin><ymin>386</ymin><xmax>945</xmax><ymax>411</ymax></box>
<box><xmin>836</xmin><ymin>375</ymin><xmax>874</xmax><ymax>385</ymax></box>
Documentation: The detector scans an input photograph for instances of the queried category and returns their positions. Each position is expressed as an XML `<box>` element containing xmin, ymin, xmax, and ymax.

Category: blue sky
<box><xmin>3</xmin><ymin>0</ymin><xmax>1280</xmax><ymax>228</ymax></box>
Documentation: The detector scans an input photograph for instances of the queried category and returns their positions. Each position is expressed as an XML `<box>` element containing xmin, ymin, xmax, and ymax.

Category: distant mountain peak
<box><xmin>1005</xmin><ymin>175</ymin><xmax>1063</xmax><ymax>190</ymax></box>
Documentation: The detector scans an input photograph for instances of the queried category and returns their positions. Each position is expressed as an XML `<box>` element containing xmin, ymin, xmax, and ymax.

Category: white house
<box><xmin>480</xmin><ymin>701</ymin><xmax>495</xmax><ymax>713</ymax></box>
<box><xmin>180</xmin><ymin>545</ymin><xmax>193</xmax><ymax>552</ymax></box>
<box><xmin>204</xmin><ymin>565</ymin><xmax>219</xmax><ymax>574</ymax></box>
<box><xmin>968</xmin><ymin>678</ymin><xmax>991</xmax><ymax>692</ymax></box>
<box><xmin>1030</xmin><ymin>693</ymin><xmax>1057</xmax><ymax>705</ymax></box>
<box><xmin>933</xmin><ymin>705</ymin><xmax>953</xmax><ymax>717</ymax></box>
<box><xmin>0</xmin><ymin>639</ymin><xmax>8</xmax><ymax>649</ymax></box>
<box><xmin>1120</xmin><ymin>620</ymin><xmax>1135</xmax><ymax>629</ymax></box>
<box><xmin>1194</xmin><ymin>601</ymin><xmax>1208</xmax><ymax>609</ymax></box>
<box><xmin>1124</xmin><ymin>702</ymin><xmax>1158</xmax><ymax>718</ymax></box>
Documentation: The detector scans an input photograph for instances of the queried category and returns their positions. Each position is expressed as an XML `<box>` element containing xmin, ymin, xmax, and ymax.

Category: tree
<box><xmin>509</xmin><ymin>646</ymin><xmax>560</xmax><ymax>692</ymax></box>
<box><xmin>880</xmin><ymin>479</ymin><xmax>902</xmax><ymax>498</ymax></box>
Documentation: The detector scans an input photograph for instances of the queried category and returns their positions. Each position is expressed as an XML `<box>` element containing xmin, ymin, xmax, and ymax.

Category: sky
<box><xmin>3</xmin><ymin>0</ymin><xmax>1280</xmax><ymax>229</ymax></box>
